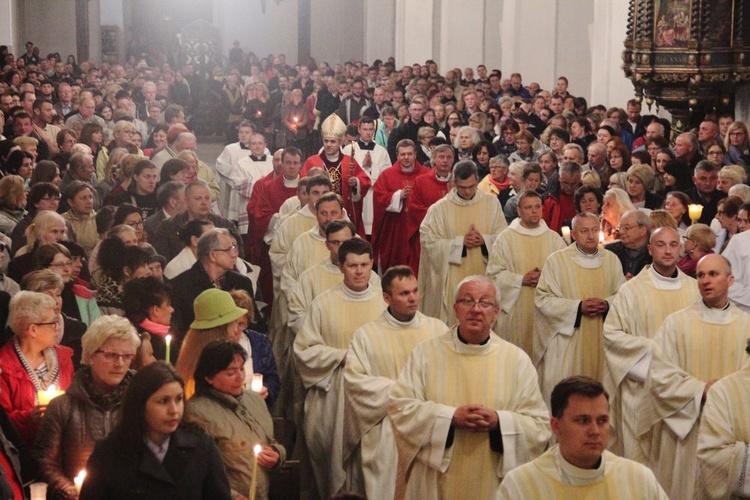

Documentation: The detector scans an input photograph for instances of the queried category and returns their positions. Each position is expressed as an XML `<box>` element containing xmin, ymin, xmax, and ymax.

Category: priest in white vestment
<box><xmin>603</xmin><ymin>227</ymin><xmax>699</xmax><ymax>460</ymax></box>
<box><xmin>350</xmin><ymin>117</ymin><xmax>391</xmax><ymax>237</ymax></box>
<box><xmin>389</xmin><ymin>275</ymin><xmax>549</xmax><ymax>500</ymax></box>
<box><xmin>344</xmin><ymin>266</ymin><xmax>447</xmax><ymax>500</ymax></box>
<box><xmin>486</xmin><ymin>190</ymin><xmax>565</xmax><ymax>356</ymax></box>
<box><xmin>534</xmin><ymin>213</ymin><xmax>625</xmax><ymax>405</ymax></box>
<box><xmin>419</xmin><ymin>161</ymin><xmax>507</xmax><ymax>325</ymax></box>
<box><xmin>637</xmin><ymin>254</ymin><xmax>750</xmax><ymax>499</ymax></box>
<box><xmin>698</xmin><ymin>350</ymin><xmax>750</xmax><ymax>499</ymax></box>
<box><xmin>498</xmin><ymin>376</ymin><xmax>667</xmax><ymax>499</ymax></box>
<box><xmin>294</xmin><ymin>238</ymin><xmax>387</xmax><ymax>498</ymax></box>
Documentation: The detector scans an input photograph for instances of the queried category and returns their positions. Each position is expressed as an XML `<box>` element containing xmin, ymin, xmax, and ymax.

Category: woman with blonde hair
<box><xmin>175</xmin><ymin>150</ymin><xmax>220</xmax><ymax>203</ymax></box>
<box><xmin>8</xmin><ymin>211</ymin><xmax>69</xmax><ymax>282</ymax></box>
<box><xmin>677</xmin><ymin>223</ymin><xmax>716</xmax><ymax>277</ymax></box>
<box><xmin>717</xmin><ymin>165</ymin><xmax>747</xmax><ymax>193</ymax></box>
<box><xmin>648</xmin><ymin>209</ymin><xmax>678</xmax><ymax>230</ymax></box>
<box><xmin>175</xmin><ymin>289</ymin><xmax>247</xmax><ymax>399</ymax></box>
<box><xmin>0</xmin><ymin>175</ymin><xmax>27</xmax><ymax>236</ymax></box>
<box><xmin>34</xmin><ymin>315</ymin><xmax>139</xmax><ymax>499</ymax></box>
<box><xmin>96</xmin><ymin>121</ymin><xmax>144</xmax><ymax>181</ymax></box>
<box><xmin>96</xmin><ymin>147</ymin><xmax>128</xmax><ymax>202</ymax></box>
<box><xmin>723</xmin><ymin>121</ymin><xmax>750</xmax><ymax>168</ymax></box>
<box><xmin>581</xmin><ymin>170</ymin><xmax>602</xmax><ymax>189</ymax></box>
<box><xmin>601</xmin><ymin>188</ymin><xmax>636</xmax><ymax>241</ymax></box>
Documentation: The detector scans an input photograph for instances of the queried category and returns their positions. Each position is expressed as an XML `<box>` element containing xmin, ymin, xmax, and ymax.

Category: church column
<box><xmin>437</xmin><ymin>0</ymin><xmax>484</xmax><ymax>73</ymax></box>
<box><xmin>590</xmin><ymin>0</ymin><xmax>633</xmax><ymax>108</ymax></box>
<box><xmin>0</xmin><ymin>0</ymin><xmax>20</xmax><ymax>52</ymax></box>
<box><xmin>364</xmin><ymin>0</ymin><xmax>395</xmax><ymax>63</ymax></box>
<box><xmin>394</xmin><ymin>0</ymin><xmax>434</xmax><ymax>66</ymax></box>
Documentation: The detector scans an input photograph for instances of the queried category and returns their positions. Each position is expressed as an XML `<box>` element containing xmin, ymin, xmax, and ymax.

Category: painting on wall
<box><xmin>654</xmin><ymin>0</ymin><xmax>691</xmax><ymax>47</ymax></box>
<box><xmin>101</xmin><ymin>26</ymin><xmax>120</xmax><ymax>64</ymax></box>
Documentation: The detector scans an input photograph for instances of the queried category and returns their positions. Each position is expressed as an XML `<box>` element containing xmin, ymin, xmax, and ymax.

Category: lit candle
<box><xmin>249</xmin><ymin>444</ymin><xmax>262</xmax><ymax>500</ymax></box>
<box><xmin>598</xmin><ymin>230</ymin><xmax>605</xmax><ymax>250</ymax></box>
<box><xmin>29</xmin><ymin>482</ymin><xmax>47</xmax><ymax>500</ymax></box>
<box><xmin>256</xmin><ymin>110</ymin><xmax>262</xmax><ymax>117</ymax></box>
<box><xmin>688</xmin><ymin>204</ymin><xmax>703</xmax><ymax>224</ymax></box>
<box><xmin>561</xmin><ymin>226</ymin><xmax>571</xmax><ymax>245</ymax></box>
<box><xmin>251</xmin><ymin>374</ymin><xmax>263</xmax><ymax>393</ymax></box>
<box><xmin>165</xmin><ymin>335</ymin><xmax>172</xmax><ymax>364</ymax></box>
<box><xmin>74</xmin><ymin>470</ymin><xmax>86</xmax><ymax>495</ymax></box>
<box><xmin>37</xmin><ymin>385</ymin><xmax>64</xmax><ymax>405</ymax></box>
<box><xmin>293</xmin><ymin>116</ymin><xmax>299</xmax><ymax>123</ymax></box>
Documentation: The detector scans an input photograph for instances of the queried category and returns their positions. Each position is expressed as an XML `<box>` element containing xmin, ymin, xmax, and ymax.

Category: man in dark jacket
<box><xmin>169</xmin><ymin>228</ymin><xmax>263</xmax><ymax>338</ymax></box>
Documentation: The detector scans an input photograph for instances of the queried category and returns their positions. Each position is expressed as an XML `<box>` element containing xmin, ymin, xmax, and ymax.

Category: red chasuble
<box><xmin>371</xmin><ymin>161</ymin><xmax>430</xmax><ymax>272</ymax></box>
<box><xmin>246</xmin><ymin>174</ymin><xmax>296</xmax><ymax>305</ymax></box>
<box><xmin>406</xmin><ymin>171</ymin><xmax>452</xmax><ymax>275</ymax></box>
<box><xmin>301</xmin><ymin>153</ymin><xmax>371</xmax><ymax>236</ymax></box>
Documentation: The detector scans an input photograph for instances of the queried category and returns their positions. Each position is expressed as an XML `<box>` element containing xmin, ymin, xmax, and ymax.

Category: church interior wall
<box><xmin>19</xmin><ymin>0</ymin><xmax>78</xmax><ymax>61</ymax></box>
<box><xmin>310</xmin><ymin>0</ymin><xmax>365</xmax><ymax>66</ymax></box>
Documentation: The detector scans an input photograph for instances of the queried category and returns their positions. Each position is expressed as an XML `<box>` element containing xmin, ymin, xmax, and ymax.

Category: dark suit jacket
<box><xmin>144</xmin><ymin>210</ymin><xmax>168</xmax><ymax>243</ymax></box>
<box><xmin>168</xmin><ymin>262</ymin><xmax>265</xmax><ymax>338</ymax></box>
<box><xmin>79</xmin><ymin>426</ymin><xmax>231</xmax><ymax>500</ymax></box>
<box><xmin>151</xmin><ymin>212</ymin><xmax>243</xmax><ymax>262</ymax></box>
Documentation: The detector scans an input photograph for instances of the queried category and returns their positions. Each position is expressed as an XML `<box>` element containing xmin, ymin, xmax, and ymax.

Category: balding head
<box><xmin>696</xmin><ymin>254</ymin><xmax>734</xmax><ymax>308</ymax></box>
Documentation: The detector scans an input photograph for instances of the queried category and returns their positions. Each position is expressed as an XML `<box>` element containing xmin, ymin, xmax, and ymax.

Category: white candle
<box><xmin>74</xmin><ymin>470</ymin><xmax>86</xmax><ymax>494</ymax></box>
<box><xmin>29</xmin><ymin>482</ymin><xmax>47</xmax><ymax>500</ymax></box>
<box><xmin>165</xmin><ymin>335</ymin><xmax>172</xmax><ymax>364</ymax></box>
<box><xmin>249</xmin><ymin>444</ymin><xmax>262</xmax><ymax>500</ymax></box>
<box><xmin>561</xmin><ymin>226</ymin><xmax>571</xmax><ymax>245</ymax></box>
<box><xmin>37</xmin><ymin>385</ymin><xmax>63</xmax><ymax>405</ymax></box>
<box><xmin>598</xmin><ymin>230</ymin><xmax>605</xmax><ymax>250</ymax></box>
<box><xmin>250</xmin><ymin>374</ymin><xmax>263</xmax><ymax>393</ymax></box>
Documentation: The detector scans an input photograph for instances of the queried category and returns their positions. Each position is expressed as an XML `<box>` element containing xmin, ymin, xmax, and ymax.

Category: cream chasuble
<box><xmin>264</xmin><ymin>194</ymin><xmax>302</xmax><ymax>244</ymax></box>
<box><xmin>637</xmin><ymin>302</ymin><xmax>750</xmax><ymax>500</ymax></box>
<box><xmin>699</xmin><ymin>358</ymin><xmax>750</xmax><ymax>500</ymax></box>
<box><xmin>486</xmin><ymin>218</ymin><xmax>565</xmax><ymax>356</ymax></box>
<box><xmin>343</xmin><ymin>310</ymin><xmax>447</xmax><ymax>500</ymax></box>
<box><xmin>419</xmin><ymin>189</ymin><xmax>506</xmax><ymax>325</ymax></box>
<box><xmin>288</xmin><ymin>258</ymin><xmax>381</xmax><ymax>334</ymax></box>
<box><xmin>533</xmin><ymin>245</ymin><xmax>625</xmax><ymax>405</ymax></box>
<box><xmin>603</xmin><ymin>265</ymin><xmax>698</xmax><ymax>460</ymax></box>
<box><xmin>388</xmin><ymin>328</ymin><xmax>549</xmax><ymax>500</ymax></box>
<box><xmin>294</xmin><ymin>284</ymin><xmax>386</xmax><ymax>498</ymax></box>
<box><xmin>497</xmin><ymin>445</ymin><xmax>668</xmax><ymax>499</ymax></box>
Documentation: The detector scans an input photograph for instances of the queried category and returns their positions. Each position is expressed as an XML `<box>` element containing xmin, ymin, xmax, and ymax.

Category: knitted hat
<box><xmin>320</xmin><ymin>114</ymin><xmax>346</xmax><ymax>140</ymax></box>
<box><xmin>190</xmin><ymin>289</ymin><xmax>247</xmax><ymax>330</ymax></box>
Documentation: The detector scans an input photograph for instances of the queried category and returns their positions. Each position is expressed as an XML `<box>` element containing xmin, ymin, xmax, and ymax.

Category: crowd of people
<box><xmin>0</xmin><ymin>37</ymin><xmax>748</xmax><ymax>499</ymax></box>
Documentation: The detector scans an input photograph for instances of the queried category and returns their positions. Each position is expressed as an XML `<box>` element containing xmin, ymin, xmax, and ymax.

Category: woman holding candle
<box><xmin>601</xmin><ymin>187</ymin><xmax>636</xmax><ymax>242</ymax></box>
<box><xmin>280</xmin><ymin>89</ymin><xmax>308</xmax><ymax>153</ymax></box>
<box><xmin>34</xmin><ymin>315</ymin><xmax>139</xmax><ymax>499</ymax></box>
<box><xmin>0</xmin><ymin>291</ymin><xmax>74</xmax><ymax>447</ymax></box>
<box><xmin>79</xmin><ymin>362</ymin><xmax>231</xmax><ymax>499</ymax></box>
<box><xmin>123</xmin><ymin>276</ymin><xmax>177</xmax><ymax>364</ymax></box>
<box><xmin>175</xmin><ymin>289</ymin><xmax>247</xmax><ymax>399</ymax></box>
<box><xmin>229</xmin><ymin>290</ymin><xmax>279</xmax><ymax>407</ymax></box>
<box><xmin>663</xmin><ymin>191</ymin><xmax>692</xmax><ymax>234</ymax></box>
<box><xmin>185</xmin><ymin>340</ymin><xmax>284</xmax><ymax>500</ymax></box>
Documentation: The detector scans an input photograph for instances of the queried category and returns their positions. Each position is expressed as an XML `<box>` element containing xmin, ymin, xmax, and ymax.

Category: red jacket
<box><xmin>0</xmin><ymin>342</ymin><xmax>74</xmax><ymax>447</ymax></box>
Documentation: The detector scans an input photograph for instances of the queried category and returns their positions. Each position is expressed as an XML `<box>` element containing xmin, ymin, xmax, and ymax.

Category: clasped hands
<box><xmin>452</xmin><ymin>404</ymin><xmax>498</xmax><ymax>433</ymax></box>
<box><xmin>463</xmin><ymin>224</ymin><xmax>484</xmax><ymax>248</ymax></box>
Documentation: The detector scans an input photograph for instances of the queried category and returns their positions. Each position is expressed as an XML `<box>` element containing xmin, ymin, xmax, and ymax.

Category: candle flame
<box><xmin>165</xmin><ymin>335</ymin><xmax>172</xmax><ymax>343</ymax></box>
<box><xmin>75</xmin><ymin>470</ymin><xmax>86</xmax><ymax>482</ymax></box>
<box><xmin>599</xmin><ymin>231</ymin><xmax>604</xmax><ymax>242</ymax></box>
<box><xmin>254</xmin><ymin>444</ymin><xmax>262</xmax><ymax>455</ymax></box>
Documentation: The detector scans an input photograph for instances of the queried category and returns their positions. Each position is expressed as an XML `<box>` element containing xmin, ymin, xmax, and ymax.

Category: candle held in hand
<box><xmin>561</xmin><ymin>226</ymin><xmax>571</xmax><ymax>245</ymax></box>
<box><xmin>38</xmin><ymin>385</ymin><xmax>64</xmax><ymax>405</ymax></box>
<box><xmin>74</xmin><ymin>470</ymin><xmax>86</xmax><ymax>494</ymax></box>
<box><xmin>249</xmin><ymin>444</ymin><xmax>262</xmax><ymax>500</ymax></box>
<box><xmin>165</xmin><ymin>335</ymin><xmax>172</xmax><ymax>364</ymax></box>
<box><xmin>251</xmin><ymin>373</ymin><xmax>263</xmax><ymax>393</ymax></box>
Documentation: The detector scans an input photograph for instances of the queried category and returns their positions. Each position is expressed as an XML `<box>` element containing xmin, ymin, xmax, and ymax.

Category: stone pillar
<box><xmin>394</xmin><ymin>0</ymin><xmax>433</xmax><ymax>66</ymax></box>
<box><xmin>0</xmin><ymin>0</ymin><xmax>19</xmax><ymax>52</ymax></box>
<box><xmin>364</xmin><ymin>0</ymin><xmax>395</xmax><ymax>63</ymax></box>
<box><xmin>438</xmin><ymin>0</ymin><xmax>484</xmax><ymax>73</ymax></box>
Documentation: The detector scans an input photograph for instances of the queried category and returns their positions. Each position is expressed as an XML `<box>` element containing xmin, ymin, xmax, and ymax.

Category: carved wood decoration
<box><xmin>623</xmin><ymin>0</ymin><xmax>750</xmax><ymax>129</ymax></box>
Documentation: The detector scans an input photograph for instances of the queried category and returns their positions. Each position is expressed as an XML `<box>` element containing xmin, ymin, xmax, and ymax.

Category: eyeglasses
<box><xmin>49</xmin><ymin>260</ymin><xmax>72</xmax><ymax>269</ymax></box>
<box><xmin>34</xmin><ymin>317</ymin><xmax>61</xmax><ymax>328</ymax></box>
<box><xmin>617</xmin><ymin>224</ymin><xmax>641</xmax><ymax>232</ymax></box>
<box><xmin>456</xmin><ymin>298</ymin><xmax>497</xmax><ymax>310</ymax></box>
<box><xmin>707</xmin><ymin>150</ymin><xmax>724</xmax><ymax>156</ymax></box>
<box><xmin>95</xmin><ymin>350</ymin><xmax>136</xmax><ymax>363</ymax></box>
<box><xmin>214</xmin><ymin>244</ymin><xmax>238</xmax><ymax>253</ymax></box>
<box><xmin>729</xmin><ymin>132</ymin><xmax>745</xmax><ymax>137</ymax></box>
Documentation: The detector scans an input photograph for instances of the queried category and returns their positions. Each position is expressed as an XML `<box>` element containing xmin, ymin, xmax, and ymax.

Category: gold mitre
<box><xmin>321</xmin><ymin>114</ymin><xmax>346</xmax><ymax>140</ymax></box>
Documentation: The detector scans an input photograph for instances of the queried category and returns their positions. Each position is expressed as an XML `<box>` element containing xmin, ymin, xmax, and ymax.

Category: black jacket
<box><xmin>169</xmin><ymin>262</ymin><xmax>265</xmax><ymax>339</ymax></box>
<box><xmin>79</xmin><ymin>426</ymin><xmax>231</xmax><ymax>500</ymax></box>
<box><xmin>151</xmin><ymin>212</ymin><xmax>243</xmax><ymax>262</ymax></box>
